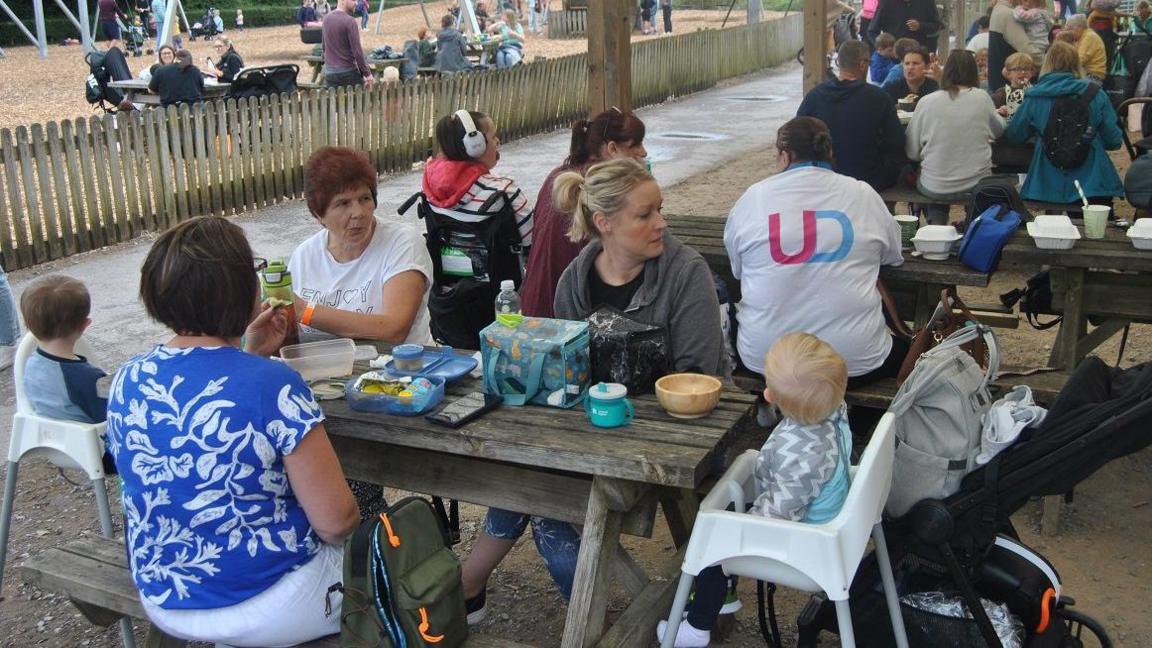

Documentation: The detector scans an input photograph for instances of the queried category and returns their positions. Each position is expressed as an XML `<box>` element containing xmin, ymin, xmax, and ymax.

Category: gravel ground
<box><xmin>0</xmin><ymin>3</ymin><xmax>761</xmax><ymax>133</ymax></box>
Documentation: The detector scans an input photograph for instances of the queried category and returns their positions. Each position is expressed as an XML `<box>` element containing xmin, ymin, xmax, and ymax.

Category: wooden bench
<box><xmin>20</xmin><ymin>536</ymin><xmax>532</xmax><ymax>648</ymax></box>
<box><xmin>880</xmin><ymin>185</ymin><xmax>1075</xmax><ymax>217</ymax></box>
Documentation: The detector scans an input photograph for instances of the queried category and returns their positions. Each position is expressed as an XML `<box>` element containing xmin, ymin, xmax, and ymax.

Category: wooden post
<box><xmin>748</xmin><ymin>0</ymin><xmax>762</xmax><ymax>25</ymax></box>
<box><xmin>587</xmin><ymin>0</ymin><xmax>632</xmax><ymax>115</ymax></box>
<box><xmin>803</xmin><ymin>0</ymin><xmax>827</xmax><ymax>93</ymax></box>
<box><xmin>955</xmin><ymin>0</ymin><xmax>967</xmax><ymax>52</ymax></box>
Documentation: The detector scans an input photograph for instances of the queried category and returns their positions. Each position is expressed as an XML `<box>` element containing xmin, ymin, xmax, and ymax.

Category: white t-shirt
<box><xmin>289</xmin><ymin>218</ymin><xmax>434</xmax><ymax>345</ymax></box>
<box><xmin>724</xmin><ymin>166</ymin><xmax>904</xmax><ymax>376</ymax></box>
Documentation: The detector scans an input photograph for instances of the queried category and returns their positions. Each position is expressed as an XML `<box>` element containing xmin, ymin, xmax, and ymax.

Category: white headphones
<box><xmin>454</xmin><ymin>109</ymin><xmax>487</xmax><ymax>158</ymax></box>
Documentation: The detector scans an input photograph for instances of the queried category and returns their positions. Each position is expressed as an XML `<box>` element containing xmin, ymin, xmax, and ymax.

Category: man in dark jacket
<box><xmin>797</xmin><ymin>40</ymin><xmax>905</xmax><ymax>193</ymax></box>
<box><xmin>868</xmin><ymin>0</ymin><xmax>939</xmax><ymax>49</ymax></box>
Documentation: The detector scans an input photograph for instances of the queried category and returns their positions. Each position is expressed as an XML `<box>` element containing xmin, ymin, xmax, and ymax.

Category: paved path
<box><xmin>0</xmin><ymin>62</ymin><xmax>802</xmax><ymax>455</ymax></box>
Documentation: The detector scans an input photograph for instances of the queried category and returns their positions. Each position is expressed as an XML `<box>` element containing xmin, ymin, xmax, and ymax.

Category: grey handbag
<box><xmin>885</xmin><ymin>323</ymin><xmax>1000</xmax><ymax>517</ymax></box>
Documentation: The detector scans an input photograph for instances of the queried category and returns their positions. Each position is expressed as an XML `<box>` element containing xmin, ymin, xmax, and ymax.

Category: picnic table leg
<box><xmin>658</xmin><ymin>487</ymin><xmax>698</xmax><ymax>549</ymax></box>
<box><xmin>1053</xmin><ymin>268</ymin><xmax>1086</xmax><ymax>371</ymax></box>
<box><xmin>561</xmin><ymin>476</ymin><xmax>624</xmax><ymax>648</ymax></box>
<box><xmin>1043</xmin><ymin>268</ymin><xmax>1087</xmax><ymax>536</ymax></box>
<box><xmin>913</xmin><ymin>284</ymin><xmax>940</xmax><ymax>330</ymax></box>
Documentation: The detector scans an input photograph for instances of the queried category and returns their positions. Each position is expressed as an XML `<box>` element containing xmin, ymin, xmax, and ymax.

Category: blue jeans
<box><xmin>484</xmin><ymin>507</ymin><xmax>580</xmax><ymax>599</ymax></box>
<box><xmin>916</xmin><ymin>179</ymin><xmax>971</xmax><ymax>225</ymax></box>
<box><xmin>495</xmin><ymin>46</ymin><xmax>522</xmax><ymax>69</ymax></box>
<box><xmin>0</xmin><ymin>268</ymin><xmax>19</xmax><ymax>346</ymax></box>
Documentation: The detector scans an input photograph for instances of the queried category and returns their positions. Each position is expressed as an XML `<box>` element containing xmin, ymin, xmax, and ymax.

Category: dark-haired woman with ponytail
<box><xmin>519</xmin><ymin>108</ymin><xmax>647</xmax><ymax>318</ymax></box>
<box><xmin>724</xmin><ymin>116</ymin><xmax>906</xmax><ymax>404</ymax></box>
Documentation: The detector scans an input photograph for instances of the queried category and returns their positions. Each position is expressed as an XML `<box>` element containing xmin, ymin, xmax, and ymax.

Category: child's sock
<box><xmin>656</xmin><ymin>619</ymin><xmax>710</xmax><ymax>648</ymax></box>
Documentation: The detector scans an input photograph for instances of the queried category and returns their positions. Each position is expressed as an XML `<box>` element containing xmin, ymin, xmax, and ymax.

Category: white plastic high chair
<box><xmin>660</xmin><ymin>413</ymin><xmax>909</xmax><ymax>648</ymax></box>
<box><xmin>0</xmin><ymin>332</ymin><xmax>135</xmax><ymax>648</ymax></box>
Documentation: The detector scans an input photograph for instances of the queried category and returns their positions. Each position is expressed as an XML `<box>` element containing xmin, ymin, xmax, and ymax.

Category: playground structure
<box><xmin>0</xmin><ymin>0</ymin><xmax>194</xmax><ymax>58</ymax></box>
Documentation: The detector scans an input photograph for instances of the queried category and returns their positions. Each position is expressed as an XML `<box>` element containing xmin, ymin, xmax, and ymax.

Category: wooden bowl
<box><xmin>655</xmin><ymin>373</ymin><xmax>723</xmax><ymax>419</ymax></box>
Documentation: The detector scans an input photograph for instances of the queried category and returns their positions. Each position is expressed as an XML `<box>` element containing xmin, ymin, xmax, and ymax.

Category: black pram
<box><xmin>793</xmin><ymin>357</ymin><xmax>1152</xmax><ymax>647</ymax></box>
<box><xmin>190</xmin><ymin>8</ymin><xmax>220</xmax><ymax>40</ymax></box>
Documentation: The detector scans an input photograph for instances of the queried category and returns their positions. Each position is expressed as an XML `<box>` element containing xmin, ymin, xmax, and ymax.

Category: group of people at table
<box><xmin>26</xmin><ymin>22</ymin><xmax>1135</xmax><ymax>642</ymax></box>
<box><xmin>6</xmin><ymin>95</ymin><xmax>917</xmax><ymax>645</ymax></box>
<box><xmin>132</xmin><ymin>35</ymin><xmax>245</xmax><ymax>106</ymax></box>
<box><xmin>802</xmin><ymin>34</ymin><xmax>1125</xmax><ymax>223</ymax></box>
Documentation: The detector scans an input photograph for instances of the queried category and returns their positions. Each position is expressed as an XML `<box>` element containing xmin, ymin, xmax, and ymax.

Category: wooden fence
<box><xmin>0</xmin><ymin>14</ymin><xmax>801</xmax><ymax>271</ymax></box>
<box><xmin>547</xmin><ymin>9</ymin><xmax>588</xmax><ymax>39</ymax></box>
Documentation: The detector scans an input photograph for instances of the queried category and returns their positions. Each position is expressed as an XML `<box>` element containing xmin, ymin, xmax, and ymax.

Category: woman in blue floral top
<box><xmin>106</xmin><ymin>216</ymin><xmax>359</xmax><ymax>646</ymax></box>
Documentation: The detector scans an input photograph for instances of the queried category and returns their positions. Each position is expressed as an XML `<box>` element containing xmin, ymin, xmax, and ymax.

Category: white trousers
<box><xmin>142</xmin><ymin>543</ymin><xmax>344</xmax><ymax>648</ymax></box>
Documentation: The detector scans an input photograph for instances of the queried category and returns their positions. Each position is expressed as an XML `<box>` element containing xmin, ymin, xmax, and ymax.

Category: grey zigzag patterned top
<box><xmin>752</xmin><ymin>403</ymin><xmax>852</xmax><ymax>523</ymax></box>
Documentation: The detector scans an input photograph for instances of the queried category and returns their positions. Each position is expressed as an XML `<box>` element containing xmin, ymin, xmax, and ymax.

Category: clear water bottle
<box><xmin>494</xmin><ymin>280</ymin><xmax>522</xmax><ymax>328</ymax></box>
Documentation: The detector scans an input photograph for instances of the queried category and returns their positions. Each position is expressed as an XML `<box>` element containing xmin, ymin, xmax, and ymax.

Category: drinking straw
<box><xmin>1073</xmin><ymin>179</ymin><xmax>1090</xmax><ymax>208</ymax></box>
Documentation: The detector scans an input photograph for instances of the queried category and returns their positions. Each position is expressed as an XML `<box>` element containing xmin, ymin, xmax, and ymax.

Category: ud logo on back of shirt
<box><xmin>768</xmin><ymin>210</ymin><xmax>854</xmax><ymax>264</ymax></box>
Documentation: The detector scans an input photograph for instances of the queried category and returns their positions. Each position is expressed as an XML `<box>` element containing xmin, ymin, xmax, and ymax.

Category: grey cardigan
<box><xmin>554</xmin><ymin>232</ymin><xmax>731</xmax><ymax>379</ymax></box>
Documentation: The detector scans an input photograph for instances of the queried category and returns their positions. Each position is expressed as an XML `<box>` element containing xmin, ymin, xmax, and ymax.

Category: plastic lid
<box><xmin>500</xmin><ymin>280</ymin><xmax>515</xmax><ymax>291</ymax></box>
<box><xmin>392</xmin><ymin>343</ymin><xmax>424</xmax><ymax>359</ymax></box>
<box><xmin>589</xmin><ymin>382</ymin><xmax>628</xmax><ymax>400</ymax></box>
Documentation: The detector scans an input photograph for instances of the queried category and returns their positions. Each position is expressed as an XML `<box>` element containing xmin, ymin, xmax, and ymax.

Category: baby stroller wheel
<box><xmin>1056</xmin><ymin>607</ymin><xmax>1112</xmax><ymax>648</ymax></box>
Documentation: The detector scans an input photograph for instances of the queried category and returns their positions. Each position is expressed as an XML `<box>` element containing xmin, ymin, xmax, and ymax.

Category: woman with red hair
<box><xmin>289</xmin><ymin>146</ymin><xmax>434</xmax><ymax>344</ymax></box>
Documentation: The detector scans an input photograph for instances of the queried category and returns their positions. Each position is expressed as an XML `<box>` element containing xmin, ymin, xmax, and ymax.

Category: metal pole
<box><xmin>33</xmin><ymin>0</ymin><xmax>48</xmax><ymax>57</ymax></box>
<box><xmin>77</xmin><ymin>0</ymin><xmax>93</xmax><ymax>53</ymax></box>
<box><xmin>459</xmin><ymin>0</ymin><xmax>479</xmax><ymax>35</ymax></box>
<box><xmin>53</xmin><ymin>0</ymin><xmax>84</xmax><ymax>35</ymax></box>
<box><xmin>373</xmin><ymin>0</ymin><xmax>384</xmax><ymax>33</ymax></box>
<box><xmin>0</xmin><ymin>0</ymin><xmax>42</xmax><ymax>47</ymax></box>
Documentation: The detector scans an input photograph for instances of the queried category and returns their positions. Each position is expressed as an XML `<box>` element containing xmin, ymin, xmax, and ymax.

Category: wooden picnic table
<box><xmin>322</xmin><ymin>345</ymin><xmax>759</xmax><ymax>647</ymax></box>
<box><xmin>109</xmin><ymin>78</ymin><xmax>231</xmax><ymax>106</ymax></box>
<box><xmin>304</xmin><ymin>55</ymin><xmax>406</xmax><ymax>84</ymax></box>
<box><xmin>1002</xmin><ymin>226</ymin><xmax>1152</xmax><ymax>370</ymax></box>
<box><xmin>665</xmin><ymin>213</ymin><xmax>990</xmax><ymax>329</ymax></box>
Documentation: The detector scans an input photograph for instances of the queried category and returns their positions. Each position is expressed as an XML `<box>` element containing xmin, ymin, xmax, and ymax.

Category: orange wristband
<box><xmin>300</xmin><ymin>300</ymin><xmax>317</xmax><ymax>327</ymax></box>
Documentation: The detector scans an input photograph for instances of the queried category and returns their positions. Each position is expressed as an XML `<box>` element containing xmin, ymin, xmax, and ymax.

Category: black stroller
<box><xmin>83</xmin><ymin>46</ymin><xmax>133</xmax><ymax>112</ymax></box>
<box><xmin>789</xmin><ymin>356</ymin><xmax>1152</xmax><ymax>647</ymax></box>
<box><xmin>189</xmin><ymin>8</ymin><xmax>221</xmax><ymax>41</ymax></box>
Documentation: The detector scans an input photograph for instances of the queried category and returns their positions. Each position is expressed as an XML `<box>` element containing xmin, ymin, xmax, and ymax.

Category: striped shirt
<box><xmin>427</xmin><ymin>172</ymin><xmax>534</xmax><ymax>247</ymax></box>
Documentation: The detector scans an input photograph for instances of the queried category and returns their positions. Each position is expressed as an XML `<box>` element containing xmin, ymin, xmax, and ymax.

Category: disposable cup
<box><xmin>895</xmin><ymin>215</ymin><xmax>919</xmax><ymax>248</ymax></box>
<box><xmin>1082</xmin><ymin>205</ymin><xmax>1110</xmax><ymax>239</ymax></box>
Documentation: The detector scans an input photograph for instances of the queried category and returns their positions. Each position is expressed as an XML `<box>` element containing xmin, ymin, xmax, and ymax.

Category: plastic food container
<box><xmin>1127</xmin><ymin>218</ymin><xmax>1152</xmax><ymax>250</ymax></box>
<box><xmin>279</xmin><ymin>338</ymin><xmax>356</xmax><ymax>382</ymax></box>
<box><xmin>345</xmin><ymin>373</ymin><xmax>446</xmax><ymax>416</ymax></box>
<box><xmin>392</xmin><ymin>344</ymin><xmax>426</xmax><ymax>373</ymax></box>
<box><xmin>910</xmin><ymin>225</ymin><xmax>961</xmax><ymax>261</ymax></box>
<box><xmin>1026</xmin><ymin>215</ymin><xmax>1080</xmax><ymax>250</ymax></box>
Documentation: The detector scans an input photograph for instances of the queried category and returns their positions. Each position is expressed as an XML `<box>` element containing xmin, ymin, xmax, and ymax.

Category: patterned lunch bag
<box><xmin>480</xmin><ymin>317</ymin><xmax>590</xmax><ymax>408</ymax></box>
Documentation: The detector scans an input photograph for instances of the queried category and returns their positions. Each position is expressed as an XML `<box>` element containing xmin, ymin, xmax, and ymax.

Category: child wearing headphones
<box><xmin>421</xmin><ymin>110</ymin><xmax>534</xmax><ymax>253</ymax></box>
<box><xmin>658</xmin><ymin>332</ymin><xmax>854</xmax><ymax>647</ymax></box>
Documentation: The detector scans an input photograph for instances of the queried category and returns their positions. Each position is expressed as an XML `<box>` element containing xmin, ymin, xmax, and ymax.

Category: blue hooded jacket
<box><xmin>1003</xmin><ymin>72</ymin><xmax>1124</xmax><ymax>202</ymax></box>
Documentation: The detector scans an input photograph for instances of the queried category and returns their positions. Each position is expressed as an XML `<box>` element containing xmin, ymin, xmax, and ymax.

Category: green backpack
<box><xmin>333</xmin><ymin>497</ymin><xmax>469</xmax><ymax>647</ymax></box>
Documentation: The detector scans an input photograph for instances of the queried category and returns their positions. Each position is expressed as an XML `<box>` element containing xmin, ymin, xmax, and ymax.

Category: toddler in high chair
<box><xmin>19</xmin><ymin>274</ymin><xmax>117</xmax><ymax>475</ymax></box>
<box><xmin>657</xmin><ymin>332</ymin><xmax>853</xmax><ymax>647</ymax></box>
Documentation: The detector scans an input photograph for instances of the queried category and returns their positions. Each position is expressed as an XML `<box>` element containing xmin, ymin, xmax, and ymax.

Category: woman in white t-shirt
<box><xmin>289</xmin><ymin>146</ymin><xmax>434</xmax><ymax>344</ymax></box>
<box><xmin>905</xmin><ymin>49</ymin><xmax>1006</xmax><ymax>224</ymax></box>
<box><xmin>725</xmin><ymin>117</ymin><xmax>906</xmax><ymax>429</ymax></box>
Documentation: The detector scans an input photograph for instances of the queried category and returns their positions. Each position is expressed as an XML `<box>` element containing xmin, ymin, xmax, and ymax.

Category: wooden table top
<box><xmin>322</xmin><ymin>356</ymin><xmax>757</xmax><ymax>490</ymax></box>
<box><xmin>665</xmin><ymin>213</ymin><xmax>991</xmax><ymax>288</ymax></box>
<box><xmin>305</xmin><ymin>54</ymin><xmax>405</xmax><ymax>67</ymax></box>
<box><xmin>110</xmin><ymin>79</ymin><xmax>231</xmax><ymax>92</ymax></box>
<box><xmin>1003</xmin><ymin>227</ymin><xmax>1152</xmax><ymax>273</ymax></box>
